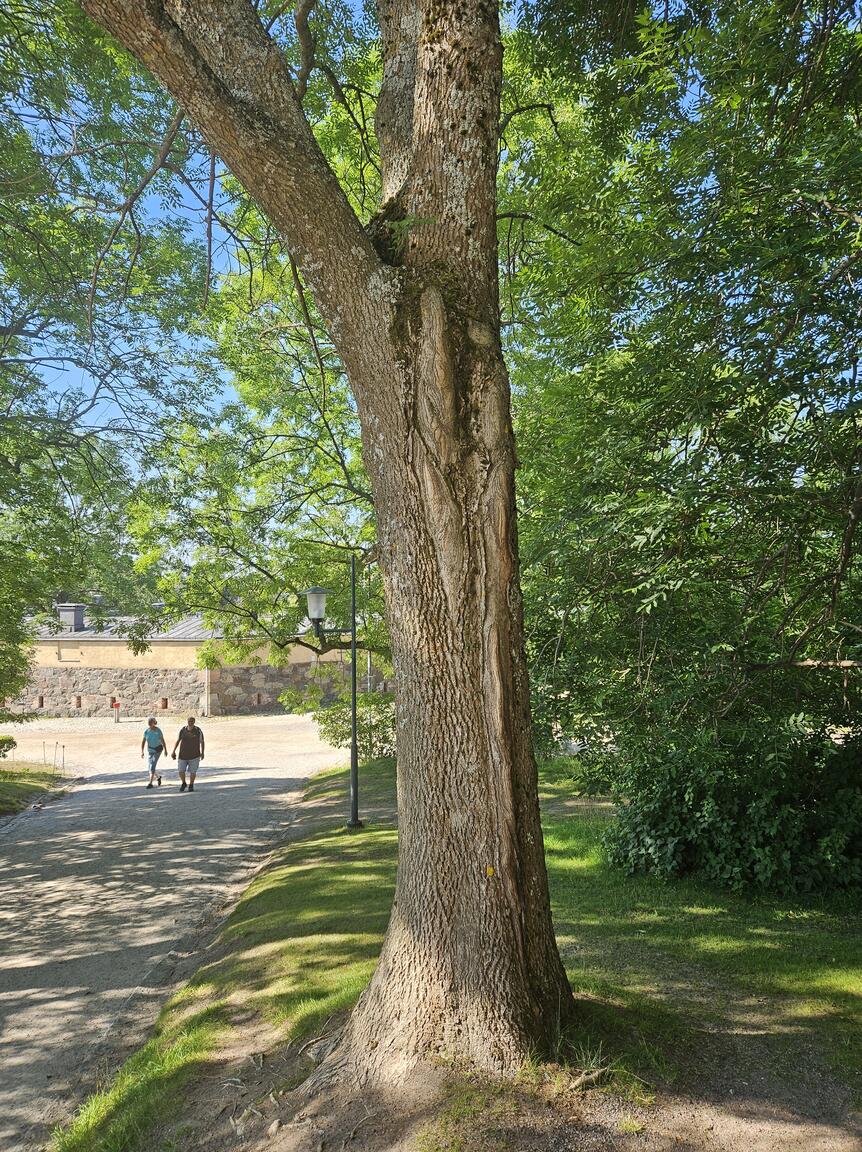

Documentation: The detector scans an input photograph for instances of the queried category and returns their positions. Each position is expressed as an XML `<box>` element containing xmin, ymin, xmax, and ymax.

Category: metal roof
<box><xmin>36</xmin><ymin>614</ymin><xmax>222</xmax><ymax>643</ymax></box>
<box><xmin>156</xmin><ymin>616</ymin><xmax>222</xmax><ymax>641</ymax></box>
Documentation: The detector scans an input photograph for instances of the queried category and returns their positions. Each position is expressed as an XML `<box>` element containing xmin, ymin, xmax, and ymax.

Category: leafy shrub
<box><xmin>279</xmin><ymin>684</ymin><xmax>325</xmax><ymax>715</ymax></box>
<box><xmin>0</xmin><ymin>736</ymin><xmax>16</xmax><ymax>759</ymax></box>
<box><xmin>605</xmin><ymin>722</ymin><xmax>862</xmax><ymax>894</ymax></box>
<box><xmin>314</xmin><ymin>692</ymin><xmax>396</xmax><ymax>762</ymax></box>
<box><xmin>278</xmin><ymin>665</ymin><xmax>350</xmax><ymax>715</ymax></box>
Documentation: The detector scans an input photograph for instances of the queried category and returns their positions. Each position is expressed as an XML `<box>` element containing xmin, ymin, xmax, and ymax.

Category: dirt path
<box><xmin>0</xmin><ymin>714</ymin><xmax>347</xmax><ymax>1152</ymax></box>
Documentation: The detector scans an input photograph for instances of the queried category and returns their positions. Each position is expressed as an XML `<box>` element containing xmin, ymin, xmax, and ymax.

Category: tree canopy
<box><xmin>511</xmin><ymin>0</ymin><xmax>862</xmax><ymax>889</ymax></box>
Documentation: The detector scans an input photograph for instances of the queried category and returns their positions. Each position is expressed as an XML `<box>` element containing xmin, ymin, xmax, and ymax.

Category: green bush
<box><xmin>314</xmin><ymin>692</ymin><xmax>396</xmax><ymax>762</ymax></box>
<box><xmin>0</xmin><ymin>736</ymin><xmax>16</xmax><ymax>759</ymax></box>
<box><xmin>605</xmin><ymin>722</ymin><xmax>862</xmax><ymax>894</ymax></box>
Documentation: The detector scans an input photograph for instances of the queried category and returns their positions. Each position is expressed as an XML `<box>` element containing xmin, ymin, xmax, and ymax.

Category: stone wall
<box><xmin>13</xmin><ymin>657</ymin><xmax>384</xmax><ymax>718</ymax></box>
<box><xmin>14</xmin><ymin>666</ymin><xmax>205</xmax><ymax>718</ymax></box>
<box><xmin>208</xmin><ymin>660</ymin><xmax>385</xmax><ymax>714</ymax></box>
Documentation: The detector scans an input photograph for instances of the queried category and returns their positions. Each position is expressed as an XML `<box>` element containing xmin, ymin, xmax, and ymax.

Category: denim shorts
<box><xmin>147</xmin><ymin>748</ymin><xmax>163</xmax><ymax>772</ymax></box>
<box><xmin>177</xmin><ymin>757</ymin><xmax>200</xmax><ymax>775</ymax></box>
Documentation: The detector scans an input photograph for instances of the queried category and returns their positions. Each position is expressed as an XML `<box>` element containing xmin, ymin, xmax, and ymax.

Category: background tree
<box><xmin>127</xmin><ymin>212</ymin><xmax>385</xmax><ymax>662</ymax></box>
<box><xmin>509</xmin><ymin>0</ymin><xmax>862</xmax><ymax>891</ymax></box>
<box><xmin>0</xmin><ymin>0</ymin><xmax>241</xmax><ymax>694</ymax></box>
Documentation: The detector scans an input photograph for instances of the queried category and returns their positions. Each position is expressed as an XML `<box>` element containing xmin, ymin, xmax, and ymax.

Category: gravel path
<box><xmin>0</xmin><ymin>715</ymin><xmax>347</xmax><ymax>1151</ymax></box>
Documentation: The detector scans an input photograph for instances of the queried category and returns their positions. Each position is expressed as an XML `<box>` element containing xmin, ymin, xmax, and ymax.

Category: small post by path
<box><xmin>42</xmin><ymin>740</ymin><xmax>46</xmax><ymax>766</ymax></box>
<box><xmin>112</xmin><ymin>701</ymin><xmax>121</xmax><ymax>724</ymax></box>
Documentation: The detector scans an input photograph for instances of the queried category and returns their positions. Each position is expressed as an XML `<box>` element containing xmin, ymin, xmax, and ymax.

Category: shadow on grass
<box><xmin>196</xmin><ymin>822</ymin><xmax>398</xmax><ymax>1041</ymax></box>
<box><xmin>545</xmin><ymin>811</ymin><xmax>862</xmax><ymax>1102</ymax></box>
<box><xmin>194</xmin><ymin>758</ymin><xmax>399</xmax><ymax>1041</ymax></box>
<box><xmin>302</xmin><ymin>755</ymin><xmax>397</xmax><ymax>827</ymax></box>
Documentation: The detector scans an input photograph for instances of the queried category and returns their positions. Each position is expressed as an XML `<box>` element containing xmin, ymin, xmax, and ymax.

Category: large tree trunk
<box><xmin>81</xmin><ymin>0</ymin><xmax>574</xmax><ymax>1084</ymax></box>
<box><xmin>343</xmin><ymin>285</ymin><xmax>573</xmax><ymax>1082</ymax></box>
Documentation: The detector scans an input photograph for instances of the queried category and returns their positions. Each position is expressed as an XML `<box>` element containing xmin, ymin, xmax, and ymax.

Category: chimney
<box><xmin>56</xmin><ymin>603</ymin><xmax>86</xmax><ymax>632</ymax></box>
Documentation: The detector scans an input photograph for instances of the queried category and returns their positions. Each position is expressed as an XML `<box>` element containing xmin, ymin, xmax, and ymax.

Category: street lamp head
<box><xmin>302</xmin><ymin>586</ymin><xmax>330</xmax><ymax>626</ymax></box>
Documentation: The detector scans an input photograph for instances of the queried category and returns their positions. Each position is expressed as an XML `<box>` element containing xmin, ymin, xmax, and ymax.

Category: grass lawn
<box><xmin>53</xmin><ymin>756</ymin><xmax>861</xmax><ymax>1150</ymax></box>
<box><xmin>0</xmin><ymin>760</ymin><xmax>62</xmax><ymax>816</ymax></box>
<box><xmin>53</xmin><ymin>994</ymin><xmax>228</xmax><ymax>1152</ymax></box>
<box><xmin>539</xmin><ymin>758</ymin><xmax>862</xmax><ymax>1102</ymax></box>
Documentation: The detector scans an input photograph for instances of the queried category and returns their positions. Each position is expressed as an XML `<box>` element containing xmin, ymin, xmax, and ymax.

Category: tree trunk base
<box><xmin>305</xmin><ymin>979</ymin><xmax>574</xmax><ymax>1095</ymax></box>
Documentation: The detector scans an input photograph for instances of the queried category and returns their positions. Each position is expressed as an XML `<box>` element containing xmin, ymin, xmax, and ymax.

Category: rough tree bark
<box><xmin>80</xmin><ymin>0</ymin><xmax>575</xmax><ymax>1083</ymax></box>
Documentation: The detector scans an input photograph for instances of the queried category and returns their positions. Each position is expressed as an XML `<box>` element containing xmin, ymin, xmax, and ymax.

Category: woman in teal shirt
<box><xmin>141</xmin><ymin>717</ymin><xmax>166</xmax><ymax>788</ymax></box>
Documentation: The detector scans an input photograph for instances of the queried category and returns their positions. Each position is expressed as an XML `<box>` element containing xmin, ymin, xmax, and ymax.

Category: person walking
<box><xmin>171</xmin><ymin>716</ymin><xmax>205</xmax><ymax>792</ymax></box>
<box><xmin>140</xmin><ymin>717</ymin><xmax>166</xmax><ymax>789</ymax></box>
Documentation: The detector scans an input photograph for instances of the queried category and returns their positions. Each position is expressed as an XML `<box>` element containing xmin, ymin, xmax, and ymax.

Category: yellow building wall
<box><xmin>32</xmin><ymin>640</ymin><xmax>342</xmax><ymax>671</ymax></box>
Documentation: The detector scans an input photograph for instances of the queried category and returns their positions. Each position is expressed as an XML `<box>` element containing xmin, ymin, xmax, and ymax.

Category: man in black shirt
<box><xmin>171</xmin><ymin>716</ymin><xmax>205</xmax><ymax>792</ymax></box>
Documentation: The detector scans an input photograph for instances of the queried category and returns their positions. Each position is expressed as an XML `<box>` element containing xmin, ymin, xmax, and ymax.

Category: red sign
<box><xmin>111</xmin><ymin>701</ymin><xmax>121</xmax><ymax>708</ymax></box>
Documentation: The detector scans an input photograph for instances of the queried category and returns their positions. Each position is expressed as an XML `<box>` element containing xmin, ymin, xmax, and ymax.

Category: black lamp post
<box><xmin>303</xmin><ymin>554</ymin><xmax>363</xmax><ymax>829</ymax></box>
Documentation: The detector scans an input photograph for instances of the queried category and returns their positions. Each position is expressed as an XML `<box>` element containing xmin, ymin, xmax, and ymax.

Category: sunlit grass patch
<box><xmin>53</xmin><ymin>997</ymin><xmax>226</xmax><ymax>1152</ymax></box>
<box><xmin>619</xmin><ymin>1114</ymin><xmax>645</xmax><ymax>1134</ymax></box>
<box><xmin>181</xmin><ymin>758</ymin><xmax>398</xmax><ymax>1049</ymax></box>
<box><xmin>0</xmin><ymin>760</ymin><xmax>61</xmax><ymax>815</ymax></box>
<box><xmin>205</xmin><ymin>822</ymin><xmax>398</xmax><ymax>1041</ymax></box>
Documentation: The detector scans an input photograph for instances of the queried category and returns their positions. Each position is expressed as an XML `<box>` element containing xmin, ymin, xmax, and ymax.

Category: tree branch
<box><xmin>87</xmin><ymin>107</ymin><xmax>184</xmax><ymax>325</ymax></box>
<box><xmin>402</xmin><ymin>0</ymin><xmax>503</xmax><ymax>313</ymax></box>
<box><xmin>375</xmin><ymin>0</ymin><xmax>419</xmax><ymax>201</ymax></box>
<box><xmin>202</xmin><ymin>151</ymin><xmax>217</xmax><ymax>309</ymax></box>
<box><xmin>294</xmin><ymin>0</ymin><xmax>317</xmax><ymax>101</ymax></box>
<box><xmin>497</xmin><ymin>211</ymin><xmax>580</xmax><ymax>248</ymax></box>
<box><xmin>499</xmin><ymin>102</ymin><xmax>561</xmax><ymax>139</ymax></box>
<box><xmin>80</xmin><ymin>0</ymin><xmax>393</xmax><ymax>378</ymax></box>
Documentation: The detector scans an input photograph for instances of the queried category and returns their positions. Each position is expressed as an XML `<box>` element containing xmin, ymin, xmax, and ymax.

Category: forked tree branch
<box><xmin>402</xmin><ymin>0</ymin><xmax>503</xmax><ymax>315</ymax></box>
